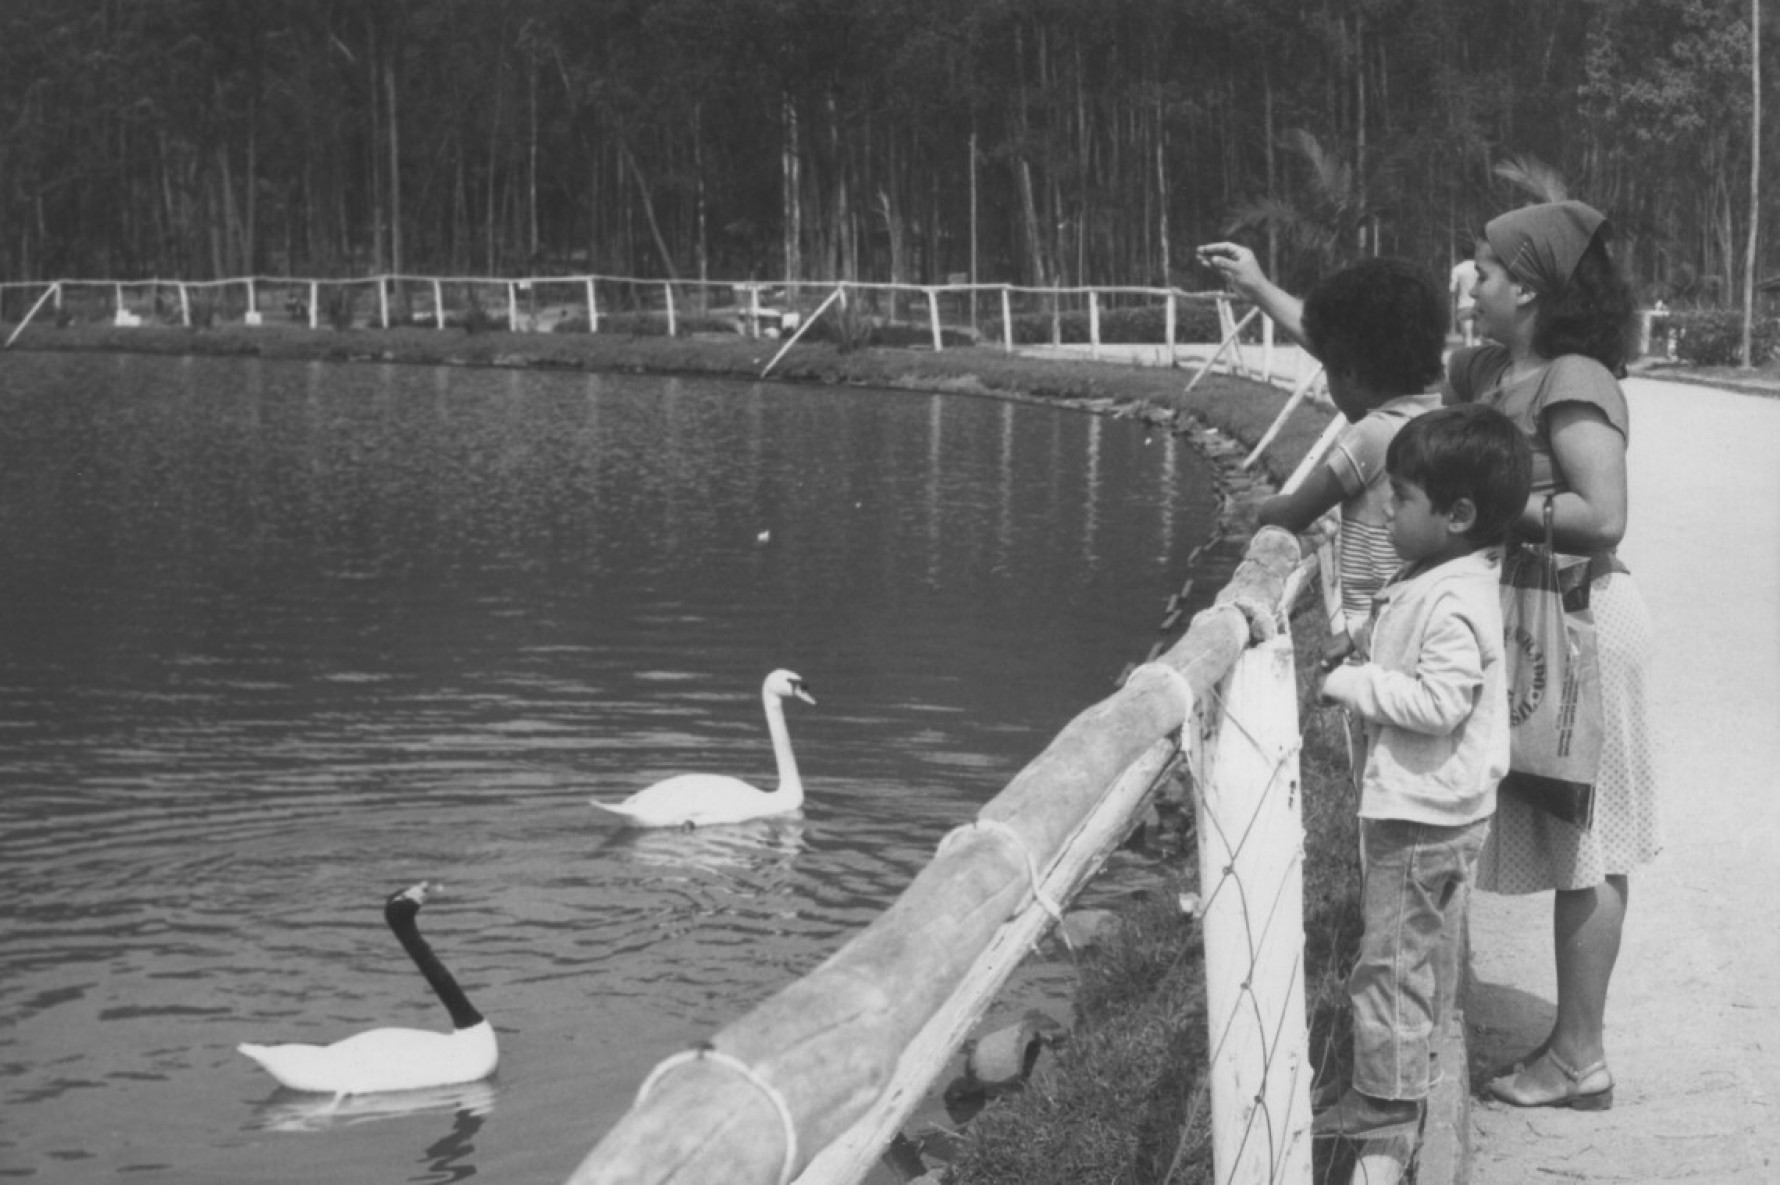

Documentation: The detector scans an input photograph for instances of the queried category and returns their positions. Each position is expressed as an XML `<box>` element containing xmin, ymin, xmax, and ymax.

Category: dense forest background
<box><xmin>1</xmin><ymin>0</ymin><xmax>1771</xmax><ymax>306</ymax></box>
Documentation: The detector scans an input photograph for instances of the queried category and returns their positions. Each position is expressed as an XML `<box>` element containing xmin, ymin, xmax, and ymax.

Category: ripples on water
<box><xmin>0</xmin><ymin>353</ymin><xmax>1219</xmax><ymax>1182</ymax></box>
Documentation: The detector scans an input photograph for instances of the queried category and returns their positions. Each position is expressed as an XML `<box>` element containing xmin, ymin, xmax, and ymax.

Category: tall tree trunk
<box><xmin>617</xmin><ymin>136</ymin><xmax>680</xmax><ymax>282</ymax></box>
<box><xmin>1355</xmin><ymin>11</ymin><xmax>1368</xmax><ymax>254</ymax></box>
<box><xmin>486</xmin><ymin>51</ymin><xmax>504</xmax><ymax>273</ymax></box>
<box><xmin>217</xmin><ymin>146</ymin><xmax>245</xmax><ymax>274</ymax></box>
<box><xmin>1263</xmin><ymin>60</ymin><xmax>1277</xmax><ymax>278</ymax></box>
<box><xmin>1012</xmin><ymin>24</ymin><xmax>1046</xmax><ymax>286</ymax></box>
<box><xmin>386</xmin><ymin>40</ymin><xmax>402</xmax><ymax>275</ymax></box>
<box><xmin>1074</xmin><ymin>41</ymin><xmax>1087</xmax><ymax>285</ymax></box>
<box><xmin>826</xmin><ymin>90</ymin><xmax>845</xmax><ymax>280</ymax></box>
<box><xmin>968</xmin><ymin>120</ymin><xmax>982</xmax><ymax>300</ymax></box>
<box><xmin>782</xmin><ymin>94</ymin><xmax>801</xmax><ymax>284</ymax></box>
<box><xmin>209</xmin><ymin>171</ymin><xmax>226</xmax><ymax>278</ymax></box>
<box><xmin>368</xmin><ymin>17</ymin><xmax>384</xmax><ymax>271</ymax></box>
<box><xmin>1155</xmin><ymin>100</ymin><xmax>1171</xmax><ymax>288</ymax></box>
<box><xmin>245</xmin><ymin>106</ymin><xmax>258</xmax><ymax>274</ymax></box>
<box><xmin>693</xmin><ymin>103</ymin><xmax>709</xmax><ymax>291</ymax></box>
<box><xmin>878</xmin><ymin>188</ymin><xmax>904</xmax><ymax>290</ymax></box>
<box><xmin>1742</xmin><ymin>0</ymin><xmax>1761</xmax><ymax>367</ymax></box>
<box><xmin>454</xmin><ymin>152</ymin><xmax>468</xmax><ymax>272</ymax></box>
<box><xmin>528</xmin><ymin>48</ymin><xmax>538</xmax><ymax>264</ymax></box>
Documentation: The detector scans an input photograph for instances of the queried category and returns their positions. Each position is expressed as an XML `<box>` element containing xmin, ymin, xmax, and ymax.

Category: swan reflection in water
<box><xmin>417</xmin><ymin>1091</ymin><xmax>489</xmax><ymax>1184</ymax></box>
<box><xmin>607</xmin><ymin>815</ymin><xmax>808</xmax><ymax>883</ymax></box>
<box><xmin>246</xmin><ymin>1079</ymin><xmax>496</xmax><ymax>1134</ymax></box>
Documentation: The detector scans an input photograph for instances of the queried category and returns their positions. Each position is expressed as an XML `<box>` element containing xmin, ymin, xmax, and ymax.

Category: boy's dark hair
<box><xmin>1301</xmin><ymin>257</ymin><xmax>1446</xmax><ymax>394</ymax></box>
<box><xmin>1385</xmin><ymin>404</ymin><xmax>1532</xmax><ymax>545</ymax></box>
<box><xmin>1533</xmin><ymin>234</ymin><xmax>1637</xmax><ymax>378</ymax></box>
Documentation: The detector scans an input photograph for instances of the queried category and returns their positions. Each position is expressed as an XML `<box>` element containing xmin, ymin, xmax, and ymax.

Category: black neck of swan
<box><xmin>385</xmin><ymin>896</ymin><xmax>484</xmax><ymax>1030</ymax></box>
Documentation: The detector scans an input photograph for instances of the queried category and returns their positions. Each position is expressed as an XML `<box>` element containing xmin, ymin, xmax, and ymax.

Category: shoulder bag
<box><xmin>1498</xmin><ymin>496</ymin><xmax>1605</xmax><ymax>827</ymax></box>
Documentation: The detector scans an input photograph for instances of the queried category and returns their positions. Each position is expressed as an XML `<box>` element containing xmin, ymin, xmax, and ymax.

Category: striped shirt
<box><xmin>1325</xmin><ymin>392</ymin><xmax>1441</xmax><ymax>636</ymax></box>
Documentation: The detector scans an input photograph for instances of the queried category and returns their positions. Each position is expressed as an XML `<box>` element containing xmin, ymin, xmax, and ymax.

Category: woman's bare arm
<box><xmin>1527</xmin><ymin>402</ymin><xmax>1628</xmax><ymax>551</ymax></box>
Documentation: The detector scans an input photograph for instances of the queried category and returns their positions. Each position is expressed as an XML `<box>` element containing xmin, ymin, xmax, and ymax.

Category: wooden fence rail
<box><xmin>563</xmin><ymin>527</ymin><xmax>1311</xmax><ymax>1185</ymax></box>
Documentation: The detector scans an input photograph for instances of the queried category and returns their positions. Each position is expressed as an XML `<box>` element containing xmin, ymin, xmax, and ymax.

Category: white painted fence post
<box><xmin>308</xmin><ymin>281</ymin><xmax>319</xmax><ymax>330</ymax></box>
<box><xmin>1088</xmin><ymin>290</ymin><xmax>1101</xmax><ymax>359</ymax></box>
<box><xmin>586</xmin><ymin>278</ymin><xmax>600</xmax><ymax>333</ymax></box>
<box><xmin>378</xmin><ymin>276</ymin><xmax>390</xmax><ymax>328</ymax></box>
<box><xmin>507</xmin><ymin>282</ymin><xmax>519</xmax><ymax>332</ymax></box>
<box><xmin>1166</xmin><ymin>291</ymin><xmax>1177</xmax><ymax>358</ymax></box>
<box><xmin>1001</xmin><ymin>287</ymin><xmax>1013</xmax><ymax>352</ymax></box>
<box><xmin>665</xmin><ymin>282</ymin><xmax>676</xmax><ymax>337</ymax></box>
<box><xmin>177</xmin><ymin>282</ymin><xmax>190</xmax><ymax>327</ymax></box>
<box><xmin>1188</xmin><ymin>634</ymin><xmax>1313</xmax><ymax>1185</ymax></box>
<box><xmin>432</xmin><ymin>280</ymin><xmax>445</xmax><ymax>329</ymax></box>
<box><xmin>926</xmin><ymin>288</ymin><xmax>941</xmax><ymax>351</ymax></box>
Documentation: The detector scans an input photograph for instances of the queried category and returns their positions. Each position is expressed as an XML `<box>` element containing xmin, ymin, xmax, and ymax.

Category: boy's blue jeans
<box><xmin>1349</xmin><ymin>817</ymin><xmax>1490</xmax><ymax>1101</ymax></box>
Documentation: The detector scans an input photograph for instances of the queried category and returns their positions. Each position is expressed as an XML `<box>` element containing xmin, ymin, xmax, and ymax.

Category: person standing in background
<box><xmin>1451</xmin><ymin>257</ymin><xmax>1480</xmax><ymax>346</ymax></box>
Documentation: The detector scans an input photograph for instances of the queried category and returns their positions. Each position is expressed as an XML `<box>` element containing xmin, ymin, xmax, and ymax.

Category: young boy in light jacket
<box><xmin>1312</xmin><ymin>403</ymin><xmax>1532</xmax><ymax>1139</ymax></box>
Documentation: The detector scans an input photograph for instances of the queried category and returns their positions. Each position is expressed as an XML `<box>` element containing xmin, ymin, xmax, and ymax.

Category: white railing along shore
<box><xmin>0</xmin><ymin>272</ymin><xmax>1321</xmax><ymax>393</ymax></box>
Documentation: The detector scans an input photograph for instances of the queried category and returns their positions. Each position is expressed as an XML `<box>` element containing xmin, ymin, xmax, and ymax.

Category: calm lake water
<box><xmin>0</xmin><ymin>352</ymin><xmax>1220</xmax><ymax>1183</ymax></box>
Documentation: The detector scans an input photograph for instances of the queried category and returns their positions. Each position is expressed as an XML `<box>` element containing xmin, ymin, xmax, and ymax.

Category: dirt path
<box><xmin>1464</xmin><ymin>377</ymin><xmax>1780</xmax><ymax>1183</ymax></box>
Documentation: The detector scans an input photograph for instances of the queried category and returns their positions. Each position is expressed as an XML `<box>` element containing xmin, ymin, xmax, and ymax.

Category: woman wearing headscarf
<box><xmin>1449</xmin><ymin>200</ymin><xmax>1659</xmax><ymax>1111</ymax></box>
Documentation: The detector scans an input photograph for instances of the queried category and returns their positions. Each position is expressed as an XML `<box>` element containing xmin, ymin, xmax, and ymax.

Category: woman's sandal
<box><xmin>1485</xmin><ymin>1049</ymin><xmax>1614</xmax><ymax>1111</ymax></box>
<box><xmin>1487</xmin><ymin>1035</ymin><xmax>1550</xmax><ymax>1078</ymax></box>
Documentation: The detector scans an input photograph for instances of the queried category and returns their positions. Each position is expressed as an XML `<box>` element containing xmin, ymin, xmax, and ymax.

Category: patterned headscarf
<box><xmin>1484</xmin><ymin>200</ymin><xmax>1608</xmax><ymax>297</ymax></box>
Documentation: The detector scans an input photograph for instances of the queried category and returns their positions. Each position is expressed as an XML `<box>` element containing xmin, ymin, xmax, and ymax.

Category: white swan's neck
<box><xmin>762</xmin><ymin>689</ymin><xmax>803</xmax><ymax>809</ymax></box>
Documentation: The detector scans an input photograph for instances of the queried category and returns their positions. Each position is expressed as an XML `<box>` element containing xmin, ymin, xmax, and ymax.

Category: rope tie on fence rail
<box><xmin>937</xmin><ymin>817</ymin><xmax>1065</xmax><ymax>926</ymax></box>
<box><xmin>635</xmin><ymin>1043</ymin><xmax>799</xmax><ymax>1185</ymax></box>
<box><xmin>1128</xmin><ymin>661</ymin><xmax>1196</xmax><ymax>742</ymax></box>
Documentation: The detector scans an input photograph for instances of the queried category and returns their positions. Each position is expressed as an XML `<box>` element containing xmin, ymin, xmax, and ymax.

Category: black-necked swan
<box><xmin>237</xmin><ymin>882</ymin><xmax>498</xmax><ymax>1095</ymax></box>
<box><xmin>588</xmin><ymin>669</ymin><xmax>816</xmax><ymax>828</ymax></box>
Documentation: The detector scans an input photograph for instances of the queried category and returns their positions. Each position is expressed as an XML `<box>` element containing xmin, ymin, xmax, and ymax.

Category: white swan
<box><xmin>237</xmin><ymin>882</ymin><xmax>498</xmax><ymax>1095</ymax></box>
<box><xmin>589</xmin><ymin>669</ymin><xmax>816</xmax><ymax>828</ymax></box>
